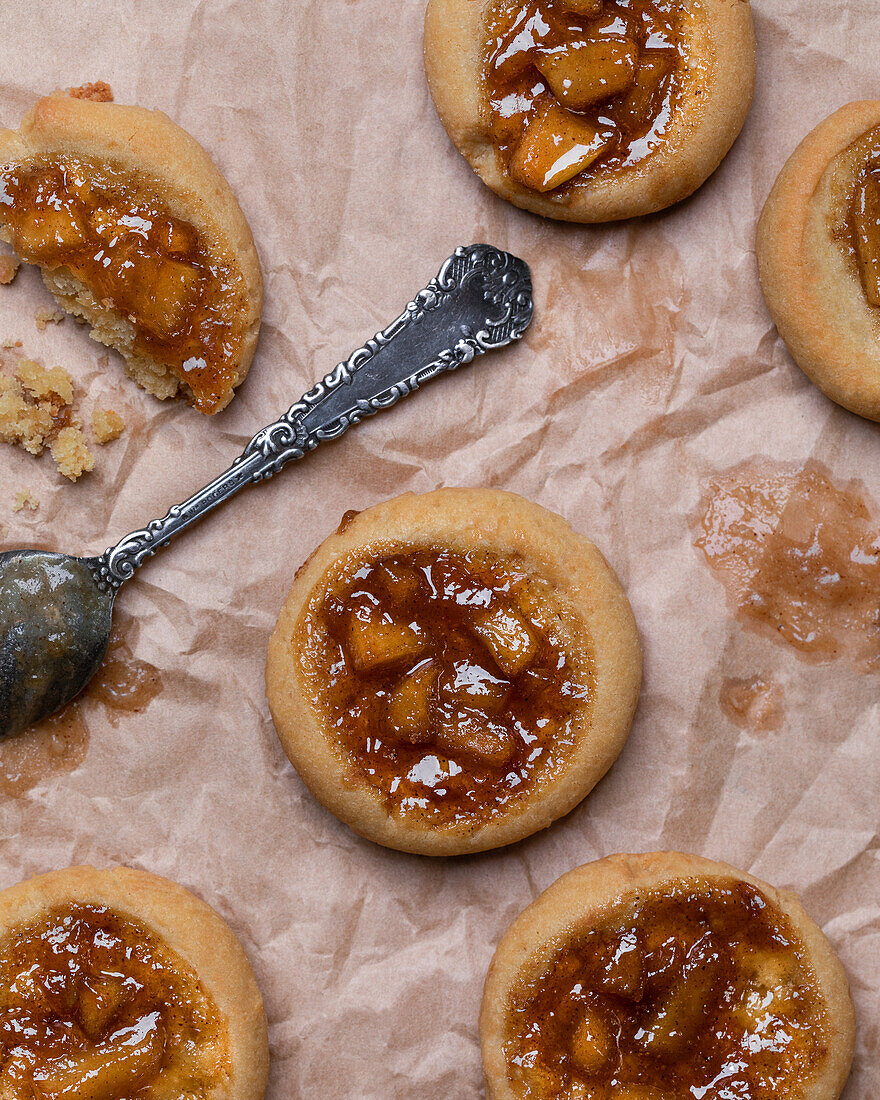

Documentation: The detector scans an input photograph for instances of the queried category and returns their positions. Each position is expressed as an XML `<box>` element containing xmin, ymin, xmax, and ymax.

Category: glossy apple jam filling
<box><xmin>297</xmin><ymin>545</ymin><xmax>594</xmax><ymax>828</ymax></box>
<box><xmin>503</xmin><ymin>879</ymin><xmax>829</xmax><ymax>1099</ymax></box>
<box><xmin>0</xmin><ymin>904</ymin><xmax>230</xmax><ymax>1098</ymax></box>
<box><xmin>483</xmin><ymin>0</ymin><xmax>687</xmax><ymax>192</ymax></box>
<box><xmin>0</xmin><ymin>156</ymin><xmax>248</xmax><ymax>412</ymax></box>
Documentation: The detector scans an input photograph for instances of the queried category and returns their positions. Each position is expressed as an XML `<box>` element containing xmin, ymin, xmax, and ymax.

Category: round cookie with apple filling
<box><xmin>424</xmin><ymin>0</ymin><xmax>755</xmax><ymax>221</ymax></box>
<box><xmin>757</xmin><ymin>101</ymin><xmax>880</xmax><ymax>422</ymax></box>
<box><xmin>0</xmin><ymin>865</ymin><xmax>268</xmax><ymax>1100</ymax></box>
<box><xmin>266</xmin><ymin>489</ymin><xmax>641</xmax><ymax>856</ymax></box>
<box><xmin>481</xmin><ymin>852</ymin><xmax>855</xmax><ymax>1100</ymax></box>
<box><xmin>0</xmin><ymin>87</ymin><xmax>262</xmax><ymax>414</ymax></box>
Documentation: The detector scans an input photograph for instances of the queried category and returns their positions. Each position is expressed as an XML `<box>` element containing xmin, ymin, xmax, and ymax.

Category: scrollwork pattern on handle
<box><xmin>92</xmin><ymin>244</ymin><xmax>532</xmax><ymax>592</ymax></box>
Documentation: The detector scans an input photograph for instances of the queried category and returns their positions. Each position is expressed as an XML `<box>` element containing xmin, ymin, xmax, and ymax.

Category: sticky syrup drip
<box><xmin>0</xmin><ymin>620</ymin><xmax>162</xmax><ymax>797</ymax></box>
<box><xmin>696</xmin><ymin>460</ymin><xmax>880</xmax><ymax>670</ymax></box>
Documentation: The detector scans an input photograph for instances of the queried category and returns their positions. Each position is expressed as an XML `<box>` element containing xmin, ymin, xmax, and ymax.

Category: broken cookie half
<box><xmin>0</xmin><ymin>86</ymin><xmax>263</xmax><ymax>414</ymax></box>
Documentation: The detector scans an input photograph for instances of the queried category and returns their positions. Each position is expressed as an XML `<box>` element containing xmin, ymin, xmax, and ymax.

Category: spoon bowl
<box><xmin>0</xmin><ymin>550</ymin><xmax>113</xmax><ymax>738</ymax></box>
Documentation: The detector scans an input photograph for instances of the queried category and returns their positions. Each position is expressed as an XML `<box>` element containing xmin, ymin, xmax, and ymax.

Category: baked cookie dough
<box><xmin>0</xmin><ymin>865</ymin><xmax>269</xmax><ymax>1099</ymax></box>
<box><xmin>424</xmin><ymin>0</ymin><xmax>755</xmax><ymax>221</ymax></box>
<box><xmin>757</xmin><ymin>101</ymin><xmax>880</xmax><ymax>422</ymax></box>
<box><xmin>266</xmin><ymin>489</ymin><xmax>641</xmax><ymax>856</ymax></box>
<box><xmin>0</xmin><ymin>88</ymin><xmax>262</xmax><ymax>414</ymax></box>
<box><xmin>481</xmin><ymin>851</ymin><xmax>855</xmax><ymax>1100</ymax></box>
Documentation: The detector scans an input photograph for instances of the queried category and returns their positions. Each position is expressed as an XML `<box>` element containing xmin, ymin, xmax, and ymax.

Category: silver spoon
<box><xmin>0</xmin><ymin>244</ymin><xmax>533</xmax><ymax>738</ymax></box>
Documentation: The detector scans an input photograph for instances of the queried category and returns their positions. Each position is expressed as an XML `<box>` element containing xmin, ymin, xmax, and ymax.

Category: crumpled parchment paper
<box><xmin>0</xmin><ymin>0</ymin><xmax>877</xmax><ymax>1095</ymax></box>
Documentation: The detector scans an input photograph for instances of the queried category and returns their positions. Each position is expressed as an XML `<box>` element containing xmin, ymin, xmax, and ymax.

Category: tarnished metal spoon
<box><xmin>0</xmin><ymin>244</ymin><xmax>533</xmax><ymax>738</ymax></box>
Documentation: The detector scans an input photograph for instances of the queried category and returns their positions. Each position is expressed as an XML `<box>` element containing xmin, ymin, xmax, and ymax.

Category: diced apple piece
<box><xmin>537</xmin><ymin>38</ymin><xmax>637</xmax><ymax>109</ymax></box>
<box><xmin>387</xmin><ymin>661</ymin><xmax>438</xmax><ymax>741</ymax></box>
<box><xmin>509</xmin><ymin>101</ymin><xmax>615</xmax><ymax>192</ymax></box>
<box><xmin>150</xmin><ymin>256</ymin><xmax>203</xmax><ymax>335</ymax></box>
<box><xmin>854</xmin><ymin>171</ymin><xmax>880</xmax><ymax>307</ymax></box>
<box><xmin>490</xmin><ymin>8</ymin><xmax>558</xmax><ymax>82</ymax></box>
<box><xmin>616</xmin><ymin>49</ymin><xmax>675</xmax><ymax>131</ymax></box>
<box><xmin>640</xmin><ymin>934</ymin><xmax>723</xmax><ymax>1058</ymax></box>
<box><xmin>439</xmin><ymin>658</ymin><xmax>510</xmax><ymax>713</ymax></box>
<box><xmin>377</xmin><ymin>561</ymin><xmax>422</xmax><ymax>604</ymax></box>
<box><xmin>345</xmin><ymin>611</ymin><xmax>426</xmax><ymax>673</ymax></box>
<box><xmin>520</xmin><ymin>1064</ymin><xmax>563</xmax><ymax>1100</ymax></box>
<box><xmin>737</xmin><ymin>948</ymin><xmax>801</xmax><ymax>1016</ymax></box>
<box><xmin>560</xmin><ymin>0</ymin><xmax>604</xmax><ymax>14</ymax></box>
<box><xmin>114</xmin><ymin>252</ymin><xmax>203</xmax><ymax>339</ymax></box>
<box><xmin>88</xmin><ymin>202</ymin><xmax>127</xmax><ymax>242</ymax></box>
<box><xmin>0</xmin><ymin>1056</ymin><xmax>32</xmax><ymax>1097</ymax></box>
<box><xmin>563</xmin><ymin>1084</ymin><xmax>589</xmax><ymax>1100</ymax></box>
<box><xmin>7</xmin><ymin>967</ymin><xmax>52</xmax><ymax>1013</ymax></box>
<box><xmin>160</xmin><ymin>216</ymin><xmax>199</xmax><ymax>257</ymax></box>
<box><xmin>13</xmin><ymin>203</ymin><xmax>89</xmax><ymax>259</ymax></box>
<box><xmin>65</xmin><ymin>173</ymin><xmax>98</xmax><ymax>205</ymax></box>
<box><xmin>570</xmin><ymin>1004</ymin><xmax>612</xmax><ymax>1074</ymax></box>
<box><xmin>470</xmin><ymin>603</ymin><xmax>537</xmax><ymax>675</ymax></box>
<box><xmin>78</xmin><ymin>974</ymin><xmax>127</xmax><ymax>1041</ymax></box>
<box><xmin>33</xmin><ymin>1011</ymin><xmax>165</xmax><ymax>1100</ymax></box>
<box><xmin>437</xmin><ymin>711</ymin><xmax>516</xmax><ymax>765</ymax></box>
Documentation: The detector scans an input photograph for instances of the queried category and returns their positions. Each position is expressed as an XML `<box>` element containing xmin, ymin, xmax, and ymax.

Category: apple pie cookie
<box><xmin>481</xmin><ymin>851</ymin><xmax>855</xmax><ymax>1100</ymax></box>
<box><xmin>757</xmin><ymin>101</ymin><xmax>880</xmax><ymax>422</ymax></box>
<box><xmin>266</xmin><ymin>489</ymin><xmax>641</xmax><ymax>856</ymax></box>
<box><xmin>423</xmin><ymin>0</ymin><xmax>755</xmax><ymax>221</ymax></box>
<box><xmin>0</xmin><ymin>865</ymin><xmax>269</xmax><ymax>1099</ymax></box>
<box><xmin>0</xmin><ymin>89</ymin><xmax>262</xmax><ymax>414</ymax></box>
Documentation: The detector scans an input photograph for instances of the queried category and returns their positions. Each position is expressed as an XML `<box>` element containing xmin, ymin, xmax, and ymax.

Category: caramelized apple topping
<box><xmin>509</xmin><ymin>101</ymin><xmax>616</xmax><ymax>191</ymax></box>
<box><xmin>503</xmin><ymin>880</ymin><xmax>829</xmax><ymax>1099</ymax></box>
<box><xmin>852</xmin><ymin>165</ymin><xmax>880</xmax><ymax>307</ymax></box>
<box><xmin>536</xmin><ymin>38</ymin><xmax>638</xmax><ymax>109</ymax></box>
<box><xmin>300</xmin><ymin>545</ymin><xmax>594</xmax><ymax>827</ymax></box>
<box><xmin>0</xmin><ymin>156</ymin><xmax>248</xmax><ymax>413</ymax></box>
<box><xmin>484</xmin><ymin>0</ymin><xmax>684</xmax><ymax>191</ymax></box>
<box><xmin>0</xmin><ymin>904</ymin><xmax>231</xmax><ymax>1099</ymax></box>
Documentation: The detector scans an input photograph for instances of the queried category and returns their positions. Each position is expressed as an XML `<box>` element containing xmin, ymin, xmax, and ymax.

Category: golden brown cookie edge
<box><xmin>265</xmin><ymin>488</ymin><xmax>642</xmax><ymax>857</ymax></box>
<box><xmin>479</xmin><ymin>850</ymin><xmax>855</xmax><ymax>1100</ymax></box>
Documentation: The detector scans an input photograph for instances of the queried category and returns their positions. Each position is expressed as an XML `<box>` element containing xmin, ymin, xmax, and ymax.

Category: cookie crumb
<box><xmin>91</xmin><ymin>407</ymin><xmax>125</xmax><ymax>444</ymax></box>
<box><xmin>0</xmin><ymin>255</ymin><xmax>20</xmax><ymax>285</ymax></box>
<box><xmin>67</xmin><ymin>81</ymin><xmax>114</xmax><ymax>102</ymax></box>
<box><xmin>16</xmin><ymin>359</ymin><xmax>74</xmax><ymax>407</ymax></box>
<box><xmin>0</xmin><ymin>352</ymin><xmax>114</xmax><ymax>480</ymax></box>
<box><xmin>50</xmin><ymin>426</ymin><xmax>95</xmax><ymax>481</ymax></box>
<box><xmin>34</xmin><ymin>308</ymin><xmax>66</xmax><ymax>332</ymax></box>
<box><xmin>12</xmin><ymin>489</ymin><xmax>39</xmax><ymax>513</ymax></box>
<box><xmin>0</xmin><ymin>382</ymin><xmax>56</xmax><ymax>455</ymax></box>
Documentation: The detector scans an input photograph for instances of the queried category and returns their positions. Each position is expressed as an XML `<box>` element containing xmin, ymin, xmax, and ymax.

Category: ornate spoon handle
<box><xmin>93</xmin><ymin>244</ymin><xmax>533</xmax><ymax>592</ymax></box>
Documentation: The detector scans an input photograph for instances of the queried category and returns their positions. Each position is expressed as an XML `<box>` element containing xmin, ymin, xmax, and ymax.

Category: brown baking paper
<box><xmin>0</xmin><ymin>0</ymin><xmax>878</xmax><ymax>1095</ymax></box>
